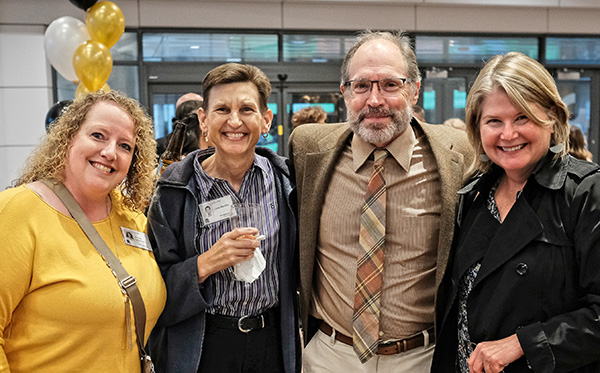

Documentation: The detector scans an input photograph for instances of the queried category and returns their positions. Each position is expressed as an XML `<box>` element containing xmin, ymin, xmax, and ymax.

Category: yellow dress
<box><xmin>0</xmin><ymin>185</ymin><xmax>167</xmax><ymax>372</ymax></box>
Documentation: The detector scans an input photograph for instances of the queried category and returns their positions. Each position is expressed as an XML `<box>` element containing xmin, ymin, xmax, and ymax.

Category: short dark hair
<box><xmin>175</xmin><ymin>99</ymin><xmax>202</xmax><ymax>121</ymax></box>
<box><xmin>166</xmin><ymin>113</ymin><xmax>201</xmax><ymax>156</ymax></box>
<box><xmin>202</xmin><ymin>63</ymin><xmax>271</xmax><ymax>113</ymax></box>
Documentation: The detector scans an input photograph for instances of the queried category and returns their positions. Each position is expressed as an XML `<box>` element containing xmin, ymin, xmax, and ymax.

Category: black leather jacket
<box><xmin>432</xmin><ymin>154</ymin><xmax>600</xmax><ymax>372</ymax></box>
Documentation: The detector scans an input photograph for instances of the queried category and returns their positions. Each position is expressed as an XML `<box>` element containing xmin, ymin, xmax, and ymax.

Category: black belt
<box><xmin>207</xmin><ymin>308</ymin><xmax>276</xmax><ymax>333</ymax></box>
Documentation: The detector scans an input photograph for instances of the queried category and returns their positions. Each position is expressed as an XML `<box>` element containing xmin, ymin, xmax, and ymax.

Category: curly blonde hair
<box><xmin>16</xmin><ymin>91</ymin><xmax>157</xmax><ymax>212</ymax></box>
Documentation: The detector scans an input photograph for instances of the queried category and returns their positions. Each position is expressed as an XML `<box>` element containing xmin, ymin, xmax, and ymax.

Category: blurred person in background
<box><xmin>413</xmin><ymin>104</ymin><xmax>425</xmax><ymax>122</ymax></box>
<box><xmin>157</xmin><ymin>93</ymin><xmax>213</xmax><ymax>156</ymax></box>
<box><xmin>291</xmin><ymin>106</ymin><xmax>327</xmax><ymax>129</ymax></box>
<box><xmin>569</xmin><ymin>126</ymin><xmax>592</xmax><ymax>162</ymax></box>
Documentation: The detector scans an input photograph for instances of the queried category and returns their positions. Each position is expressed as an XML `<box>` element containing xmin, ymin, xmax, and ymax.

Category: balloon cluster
<box><xmin>43</xmin><ymin>1</ymin><xmax>125</xmax><ymax>99</ymax></box>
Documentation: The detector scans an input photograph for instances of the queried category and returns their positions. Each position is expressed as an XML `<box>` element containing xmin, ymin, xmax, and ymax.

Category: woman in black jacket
<box><xmin>432</xmin><ymin>52</ymin><xmax>600</xmax><ymax>373</ymax></box>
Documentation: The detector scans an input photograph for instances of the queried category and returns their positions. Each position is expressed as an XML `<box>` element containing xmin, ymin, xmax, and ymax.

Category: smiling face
<box><xmin>480</xmin><ymin>86</ymin><xmax>554</xmax><ymax>181</ymax></box>
<box><xmin>199</xmin><ymin>81</ymin><xmax>272</xmax><ymax>162</ymax></box>
<box><xmin>342</xmin><ymin>39</ymin><xmax>420</xmax><ymax>147</ymax></box>
<box><xmin>63</xmin><ymin>101</ymin><xmax>136</xmax><ymax>201</ymax></box>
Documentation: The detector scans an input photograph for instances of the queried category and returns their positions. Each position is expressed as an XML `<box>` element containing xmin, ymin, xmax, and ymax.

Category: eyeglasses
<box><xmin>343</xmin><ymin>77</ymin><xmax>413</xmax><ymax>96</ymax></box>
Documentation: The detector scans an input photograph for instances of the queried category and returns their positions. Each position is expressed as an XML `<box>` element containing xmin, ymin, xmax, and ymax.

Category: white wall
<box><xmin>0</xmin><ymin>25</ymin><xmax>52</xmax><ymax>189</ymax></box>
<box><xmin>2</xmin><ymin>0</ymin><xmax>600</xmax><ymax>188</ymax></box>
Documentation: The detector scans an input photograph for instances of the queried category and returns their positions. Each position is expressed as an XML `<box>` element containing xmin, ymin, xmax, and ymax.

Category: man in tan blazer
<box><xmin>289</xmin><ymin>31</ymin><xmax>474</xmax><ymax>372</ymax></box>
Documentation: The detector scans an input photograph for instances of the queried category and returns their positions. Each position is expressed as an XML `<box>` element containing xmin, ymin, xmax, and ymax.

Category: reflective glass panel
<box><xmin>546</xmin><ymin>37</ymin><xmax>600</xmax><ymax>65</ymax></box>
<box><xmin>56</xmin><ymin>65</ymin><xmax>140</xmax><ymax>102</ymax></box>
<box><xmin>142</xmin><ymin>33</ymin><xmax>278</xmax><ymax>62</ymax></box>
<box><xmin>152</xmin><ymin>94</ymin><xmax>178</xmax><ymax>139</ymax></box>
<box><xmin>111</xmin><ymin>32</ymin><xmax>138</xmax><ymax>61</ymax></box>
<box><xmin>415</xmin><ymin>36</ymin><xmax>538</xmax><ymax>64</ymax></box>
<box><xmin>283</xmin><ymin>34</ymin><xmax>357</xmax><ymax>62</ymax></box>
<box><xmin>421</xmin><ymin>77</ymin><xmax>467</xmax><ymax>124</ymax></box>
<box><xmin>556</xmin><ymin>77</ymin><xmax>591</xmax><ymax>138</ymax></box>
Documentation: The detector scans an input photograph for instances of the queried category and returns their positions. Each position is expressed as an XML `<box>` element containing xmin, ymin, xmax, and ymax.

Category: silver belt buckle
<box><xmin>238</xmin><ymin>314</ymin><xmax>264</xmax><ymax>333</ymax></box>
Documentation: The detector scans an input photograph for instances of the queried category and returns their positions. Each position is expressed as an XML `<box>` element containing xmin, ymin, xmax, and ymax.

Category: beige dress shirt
<box><xmin>311</xmin><ymin>125</ymin><xmax>441</xmax><ymax>340</ymax></box>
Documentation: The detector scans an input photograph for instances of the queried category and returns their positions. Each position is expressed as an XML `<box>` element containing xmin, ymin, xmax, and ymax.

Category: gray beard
<box><xmin>348</xmin><ymin>106</ymin><xmax>413</xmax><ymax>146</ymax></box>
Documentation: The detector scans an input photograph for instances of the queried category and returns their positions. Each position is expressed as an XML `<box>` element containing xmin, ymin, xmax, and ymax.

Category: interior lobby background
<box><xmin>1</xmin><ymin>0</ymin><xmax>599</xmax><ymax>189</ymax></box>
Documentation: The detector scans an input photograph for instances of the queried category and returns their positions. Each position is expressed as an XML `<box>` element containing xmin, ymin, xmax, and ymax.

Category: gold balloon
<box><xmin>75</xmin><ymin>82</ymin><xmax>110</xmax><ymax>99</ymax></box>
<box><xmin>73</xmin><ymin>40</ymin><xmax>113</xmax><ymax>92</ymax></box>
<box><xmin>85</xmin><ymin>1</ymin><xmax>125</xmax><ymax>49</ymax></box>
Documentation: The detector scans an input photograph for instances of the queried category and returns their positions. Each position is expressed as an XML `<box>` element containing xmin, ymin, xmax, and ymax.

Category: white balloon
<box><xmin>44</xmin><ymin>16</ymin><xmax>90</xmax><ymax>82</ymax></box>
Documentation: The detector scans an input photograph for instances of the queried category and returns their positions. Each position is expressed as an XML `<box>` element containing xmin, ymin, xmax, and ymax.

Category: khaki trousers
<box><xmin>303</xmin><ymin>329</ymin><xmax>434</xmax><ymax>373</ymax></box>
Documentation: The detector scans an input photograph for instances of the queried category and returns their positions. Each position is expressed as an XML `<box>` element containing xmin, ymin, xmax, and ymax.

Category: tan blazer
<box><xmin>288</xmin><ymin>119</ymin><xmax>475</xmax><ymax>336</ymax></box>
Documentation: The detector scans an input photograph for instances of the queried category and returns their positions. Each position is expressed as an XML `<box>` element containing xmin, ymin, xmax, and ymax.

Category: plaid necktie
<box><xmin>353</xmin><ymin>148</ymin><xmax>388</xmax><ymax>363</ymax></box>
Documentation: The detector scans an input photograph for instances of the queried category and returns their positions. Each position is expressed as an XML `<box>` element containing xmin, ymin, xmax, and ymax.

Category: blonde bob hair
<box><xmin>465</xmin><ymin>52</ymin><xmax>570</xmax><ymax>173</ymax></box>
<box><xmin>16</xmin><ymin>91</ymin><xmax>157</xmax><ymax>212</ymax></box>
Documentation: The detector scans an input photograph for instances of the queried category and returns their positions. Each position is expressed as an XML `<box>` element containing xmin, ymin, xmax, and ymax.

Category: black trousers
<box><xmin>198</xmin><ymin>315</ymin><xmax>284</xmax><ymax>372</ymax></box>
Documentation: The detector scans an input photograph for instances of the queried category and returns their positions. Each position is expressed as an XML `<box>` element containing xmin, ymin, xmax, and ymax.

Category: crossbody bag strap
<box><xmin>40</xmin><ymin>179</ymin><xmax>149</xmax><ymax>357</ymax></box>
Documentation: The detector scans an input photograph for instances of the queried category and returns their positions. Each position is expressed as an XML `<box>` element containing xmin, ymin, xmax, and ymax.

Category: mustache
<box><xmin>358</xmin><ymin>107</ymin><xmax>394</xmax><ymax>121</ymax></box>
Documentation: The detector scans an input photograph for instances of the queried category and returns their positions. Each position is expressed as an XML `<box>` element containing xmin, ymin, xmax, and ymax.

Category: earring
<box><xmin>262</xmin><ymin>133</ymin><xmax>269</xmax><ymax>139</ymax></box>
<box><xmin>549</xmin><ymin>143</ymin><xmax>564</xmax><ymax>153</ymax></box>
<box><xmin>204</xmin><ymin>132</ymin><xmax>208</xmax><ymax>141</ymax></box>
<box><xmin>479</xmin><ymin>153</ymin><xmax>490</xmax><ymax>162</ymax></box>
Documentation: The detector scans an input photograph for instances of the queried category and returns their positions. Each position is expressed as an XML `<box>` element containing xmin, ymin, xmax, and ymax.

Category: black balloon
<box><xmin>45</xmin><ymin>100</ymin><xmax>73</xmax><ymax>132</ymax></box>
<box><xmin>68</xmin><ymin>0</ymin><xmax>98</xmax><ymax>11</ymax></box>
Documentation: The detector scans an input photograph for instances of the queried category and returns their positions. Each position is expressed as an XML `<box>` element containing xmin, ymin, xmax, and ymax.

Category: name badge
<box><xmin>199</xmin><ymin>195</ymin><xmax>234</xmax><ymax>225</ymax></box>
<box><xmin>121</xmin><ymin>227</ymin><xmax>151</xmax><ymax>251</ymax></box>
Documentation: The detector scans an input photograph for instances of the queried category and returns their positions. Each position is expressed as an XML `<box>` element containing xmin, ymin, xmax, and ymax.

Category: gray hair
<box><xmin>341</xmin><ymin>30</ymin><xmax>421</xmax><ymax>85</ymax></box>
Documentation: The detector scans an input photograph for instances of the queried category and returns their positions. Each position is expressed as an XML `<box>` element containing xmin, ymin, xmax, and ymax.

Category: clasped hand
<box><xmin>468</xmin><ymin>334</ymin><xmax>524</xmax><ymax>373</ymax></box>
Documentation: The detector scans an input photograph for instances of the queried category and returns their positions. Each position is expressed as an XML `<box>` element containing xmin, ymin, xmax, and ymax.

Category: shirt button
<box><xmin>243</xmin><ymin>301</ymin><xmax>247</xmax><ymax>306</ymax></box>
<box><xmin>379</xmin><ymin>331</ymin><xmax>384</xmax><ymax>337</ymax></box>
<box><xmin>516</xmin><ymin>263</ymin><xmax>528</xmax><ymax>276</ymax></box>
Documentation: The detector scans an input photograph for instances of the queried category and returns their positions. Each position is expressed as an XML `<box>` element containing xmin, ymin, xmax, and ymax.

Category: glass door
<box><xmin>148</xmin><ymin>83</ymin><xmax>201</xmax><ymax>139</ymax></box>
<box><xmin>555</xmin><ymin>76</ymin><xmax>592</xmax><ymax>153</ymax></box>
<box><xmin>148</xmin><ymin>82</ymin><xmax>281</xmax><ymax>152</ymax></box>
<box><xmin>420</xmin><ymin>77</ymin><xmax>467</xmax><ymax>124</ymax></box>
<box><xmin>417</xmin><ymin>67</ymin><xmax>479</xmax><ymax>125</ymax></box>
<box><xmin>552</xmin><ymin>68</ymin><xmax>600</xmax><ymax>161</ymax></box>
<box><xmin>281</xmin><ymin>83</ymin><xmax>345</xmax><ymax>156</ymax></box>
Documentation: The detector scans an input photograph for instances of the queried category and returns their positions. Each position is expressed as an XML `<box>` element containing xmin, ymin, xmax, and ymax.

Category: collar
<box><xmin>193</xmin><ymin>148</ymin><xmax>271</xmax><ymax>198</ymax></box>
<box><xmin>459</xmin><ymin>152</ymin><xmax>598</xmax><ymax>196</ymax></box>
<box><xmin>531</xmin><ymin>152</ymin><xmax>568</xmax><ymax>190</ymax></box>
<box><xmin>157</xmin><ymin>146</ymin><xmax>287</xmax><ymax>189</ymax></box>
<box><xmin>351</xmin><ymin>124</ymin><xmax>417</xmax><ymax>172</ymax></box>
